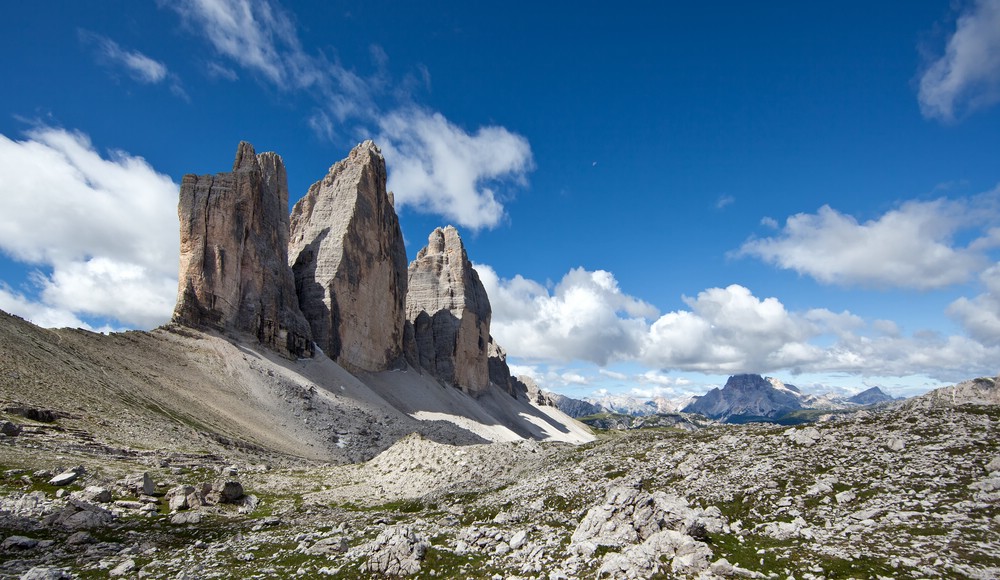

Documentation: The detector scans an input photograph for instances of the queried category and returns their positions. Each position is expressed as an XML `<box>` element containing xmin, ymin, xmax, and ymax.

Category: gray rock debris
<box><xmin>784</xmin><ymin>426</ymin><xmax>821</xmax><ymax>447</ymax></box>
<box><xmin>117</xmin><ymin>472</ymin><xmax>155</xmax><ymax>497</ymax></box>
<box><xmin>598</xmin><ymin>529</ymin><xmax>712</xmax><ymax>578</ymax></box>
<box><xmin>361</xmin><ymin>525</ymin><xmax>429</xmax><ymax>576</ymax></box>
<box><xmin>19</xmin><ymin>567</ymin><xmax>72</xmax><ymax>580</ymax></box>
<box><xmin>570</xmin><ymin>483</ymin><xmax>722</xmax><ymax>576</ymax></box>
<box><xmin>44</xmin><ymin>498</ymin><xmax>114</xmax><ymax>529</ymax></box>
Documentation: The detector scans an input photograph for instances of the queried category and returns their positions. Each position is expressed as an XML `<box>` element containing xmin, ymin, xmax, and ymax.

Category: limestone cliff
<box><xmin>172</xmin><ymin>142</ymin><xmax>312</xmax><ymax>359</ymax></box>
<box><xmin>488</xmin><ymin>337</ymin><xmax>517</xmax><ymax>397</ymax></box>
<box><xmin>288</xmin><ymin>141</ymin><xmax>408</xmax><ymax>372</ymax></box>
<box><xmin>405</xmin><ymin>226</ymin><xmax>492</xmax><ymax>394</ymax></box>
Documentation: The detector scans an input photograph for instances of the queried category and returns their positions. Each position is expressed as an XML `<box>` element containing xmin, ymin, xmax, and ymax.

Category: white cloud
<box><xmin>171</xmin><ymin>0</ymin><xmax>374</xmax><ymax>121</ymax></box>
<box><xmin>171</xmin><ymin>0</ymin><xmax>304</xmax><ymax>87</ymax></box>
<box><xmin>80</xmin><ymin>31</ymin><xmax>188</xmax><ymax>99</ymax></box>
<box><xmin>0</xmin><ymin>284</ymin><xmax>101</xmax><ymax>331</ymax></box>
<box><xmin>715</xmin><ymin>194</ymin><xmax>735</xmax><ymax>210</ymax></box>
<box><xmin>948</xmin><ymin>263</ymin><xmax>1000</xmax><ymax>345</ymax></box>
<box><xmin>477</xmin><ymin>264</ymin><xmax>656</xmax><ymax>365</ymax></box>
<box><xmin>89</xmin><ymin>33</ymin><xmax>168</xmax><ymax>83</ymax></box>
<box><xmin>642</xmin><ymin>285</ymin><xmax>823</xmax><ymax>373</ymax></box>
<box><xmin>484</xmin><ymin>263</ymin><xmax>1000</xmax><ymax>382</ymax></box>
<box><xmin>919</xmin><ymin>0</ymin><xmax>1000</xmax><ymax>122</ymax></box>
<box><xmin>206</xmin><ymin>61</ymin><xmax>239</xmax><ymax>81</ymax></box>
<box><xmin>738</xmin><ymin>198</ymin><xmax>995</xmax><ymax>289</ymax></box>
<box><xmin>0</xmin><ymin>128</ymin><xmax>179</xmax><ymax>329</ymax></box>
<box><xmin>167</xmin><ymin>0</ymin><xmax>534</xmax><ymax>229</ymax></box>
<box><xmin>598</xmin><ymin>369</ymin><xmax>628</xmax><ymax>381</ymax></box>
<box><xmin>637</xmin><ymin>370</ymin><xmax>678</xmax><ymax>386</ymax></box>
<box><xmin>381</xmin><ymin>109</ymin><xmax>533</xmax><ymax>229</ymax></box>
<box><xmin>561</xmin><ymin>372</ymin><xmax>589</xmax><ymax>385</ymax></box>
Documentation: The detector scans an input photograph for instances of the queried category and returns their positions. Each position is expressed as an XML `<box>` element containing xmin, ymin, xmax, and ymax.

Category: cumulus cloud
<box><xmin>0</xmin><ymin>284</ymin><xmax>102</xmax><ymax>331</ymax></box>
<box><xmin>738</xmin><ymin>198</ymin><xmax>996</xmax><ymax>289</ymax></box>
<box><xmin>380</xmin><ymin>110</ymin><xmax>533</xmax><ymax>229</ymax></box>
<box><xmin>641</xmin><ymin>285</ymin><xmax>824</xmax><ymax>373</ymax></box>
<box><xmin>919</xmin><ymin>0</ymin><xmax>1000</xmax><ymax>122</ymax></box>
<box><xmin>948</xmin><ymin>264</ymin><xmax>1000</xmax><ymax>345</ymax></box>
<box><xmin>167</xmin><ymin>0</ymin><xmax>533</xmax><ymax>229</ymax></box>
<box><xmin>482</xmin><ymin>264</ymin><xmax>1000</xmax><ymax>382</ymax></box>
<box><xmin>0</xmin><ymin>127</ymin><xmax>179</xmax><ymax>328</ymax></box>
<box><xmin>477</xmin><ymin>264</ymin><xmax>657</xmax><ymax>365</ymax></box>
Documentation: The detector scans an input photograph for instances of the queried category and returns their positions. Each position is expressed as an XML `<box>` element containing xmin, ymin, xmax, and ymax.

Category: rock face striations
<box><xmin>171</xmin><ymin>142</ymin><xmax>519</xmax><ymax>395</ymax></box>
<box><xmin>288</xmin><ymin>141</ymin><xmax>408</xmax><ymax>372</ymax></box>
<box><xmin>405</xmin><ymin>226</ymin><xmax>492</xmax><ymax>394</ymax></box>
<box><xmin>173</xmin><ymin>142</ymin><xmax>313</xmax><ymax>359</ymax></box>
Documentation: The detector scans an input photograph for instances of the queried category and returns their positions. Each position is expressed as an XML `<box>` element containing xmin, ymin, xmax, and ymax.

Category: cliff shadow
<box><xmin>291</xmin><ymin>228</ymin><xmax>336</xmax><ymax>359</ymax></box>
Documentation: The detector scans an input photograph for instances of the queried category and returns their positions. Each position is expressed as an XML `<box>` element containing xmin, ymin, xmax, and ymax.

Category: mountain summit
<box><xmin>173</xmin><ymin>141</ymin><xmax>313</xmax><ymax>359</ymax></box>
<box><xmin>682</xmin><ymin>373</ymin><xmax>803</xmax><ymax>422</ymax></box>
<box><xmin>288</xmin><ymin>140</ymin><xmax>408</xmax><ymax>372</ymax></box>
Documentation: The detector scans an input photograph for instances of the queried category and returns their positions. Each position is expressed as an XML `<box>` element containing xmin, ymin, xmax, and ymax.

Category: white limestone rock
<box><xmin>404</xmin><ymin>226</ymin><xmax>492</xmax><ymax>394</ymax></box>
<box><xmin>173</xmin><ymin>142</ymin><xmax>312</xmax><ymax>359</ymax></box>
<box><xmin>288</xmin><ymin>141</ymin><xmax>407</xmax><ymax>372</ymax></box>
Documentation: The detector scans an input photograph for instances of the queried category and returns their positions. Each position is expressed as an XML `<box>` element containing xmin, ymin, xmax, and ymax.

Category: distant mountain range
<box><xmin>549</xmin><ymin>374</ymin><xmax>897</xmax><ymax>424</ymax></box>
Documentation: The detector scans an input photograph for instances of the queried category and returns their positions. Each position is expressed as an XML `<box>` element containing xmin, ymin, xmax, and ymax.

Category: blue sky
<box><xmin>2</xmin><ymin>1</ymin><xmax>999</xmax><ymax>399</ymax></box>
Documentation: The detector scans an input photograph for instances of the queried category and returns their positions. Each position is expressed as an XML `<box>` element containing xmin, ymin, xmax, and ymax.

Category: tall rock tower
<box><xmin>172</xmin><ymin>142</ymin><xmax>313</xmax><ymax>359</ymax></box>
<box><xmin>405</xmin><ymin>226</ymin><xmax>492</xmax><ymax>394</ymax></box>
<box><xmin>288</xmin><ymin>141</ymin><xmax>408</xmax><ymax>372</ymax></box>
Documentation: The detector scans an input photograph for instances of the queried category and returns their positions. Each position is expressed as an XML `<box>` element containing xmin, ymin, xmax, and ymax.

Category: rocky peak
<box><xmin>172</xmin><ymin>141</ymin><xmax>312</xmax><ymax>359</ymax></box>
<box><xmin>288</xmin><ymin>140</ymin><xmax>408</xmax><ymax>372</ymax></box>
<box><xmin>404</xmin><ymin>226</ymin><xmax>492</xmax><ymax>394</ymax></box>
<box><xmin>683</xmin><ymin>373</ymin><xmax>803</xmax><ymax>422</ymax></box>
<box><xmin>846</xmin><ymin>386</ymin><xmax>894</xmax><ymax>406</ymax></box>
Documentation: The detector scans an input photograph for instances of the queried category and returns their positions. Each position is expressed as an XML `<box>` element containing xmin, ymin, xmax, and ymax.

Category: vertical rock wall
<box><xmin>288</xmin><ymin>141</ymin><xmax>408</xmax><ymax>372</ymax></box>
<box><xmin>172</xmin><ymin>142</ymin><xmax>313</xmax><ymax>359</ymax></box>
<box><xmin>405</xmin><ymin>226</ymin><xmax>492</xmax><ymax>394</ymax></box>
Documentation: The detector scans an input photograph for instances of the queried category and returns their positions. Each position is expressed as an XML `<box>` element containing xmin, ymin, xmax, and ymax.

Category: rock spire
<box><xmin>405</xmin><ymin>226</ymin><xmax>492</xmax><ymax>394</ymax></box>
<box><xmin>288</xmin><ymin>141</ymin><xmax>408</xmax><ymax>372</ymax></box>
<box><xmin>172</xmin><ymin>142</ymin><xmax>313</xmax><ymax>359</ymax></box>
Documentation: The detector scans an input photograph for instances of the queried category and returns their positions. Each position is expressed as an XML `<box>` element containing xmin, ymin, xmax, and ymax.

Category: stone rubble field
<box><xmin>0</xmin><ymin>396</ymin><xmax>997</xmax><ymax>579</ymax></box>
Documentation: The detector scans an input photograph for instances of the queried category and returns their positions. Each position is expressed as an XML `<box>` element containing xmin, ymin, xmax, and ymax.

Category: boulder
<box><xmin>19</xmin><ymin>567</ymin><xmax>72</xmax><ymax>580</ymax></box>
<box><xmin>0</xmin><ymin>421</ymin><xmax>21</xmax><ymax>436</ymax></box>
<box><xmin>48</xmin><ymin>466</ymin><xmax>84</xmax><ymax>487</ymax></box>
<box><xmin>784</xmin><ymin>426</ymin><xmax>821</xmax><ymax>447</ymax></box>
<box><xmin>45</xmin><ymin>498</ymin><xmax>114</xmax><ymax>529</ymax></box>
<box><xmin>173</xmin><ymin>141</ymin><xmax>313</xmax><ymax>359</ymax></box>
<box><xmin>167</xmin><ymin>485</ymin><xmax>195</xmax><ymax>511</ymax></box>
<box><xmin>571</xmin><ymin>484</ymin><xmax>723</xmax><ymax>549</ymax></box>
<box><xmin>171</xmin><ymin>511</ymin><xmax>203</xmax><ymax>525</ymax></box>
<box><xmin>205</xmin><ymin>481</ymin><xmax>244</xmax><ymax>504</ymax></box>
<box><xmin>288</xmin><ymin>141</ymin><xmax>407</xmax><ymax>372</ymax></box>
<box><xmin>118</xmin><ymin>472</ymin><xmax>155</xmax><ymax>497</ymax></box>
<box><xmin>2</xmin><ymin>535</ymin><xmax>39</xmax><ymax>550</ymax></box>
<box><xmin>404</xmin><ymin>226</ymin><xmax>492</xmax><ymax>394</ymax></box>
<box><xmin>597</xmin><ymin>530</ymin><xmax>712</xmax><ymax>578</ymax></box>
<box><xmin>363</xmin><ymin>525</ymin><xmax>429</xmax><ymax>576</ymax></box>
<box><xmin>109</xmin><ymin>559</ymin><xmax>136</xmax><ymax>577</ymax></box>
<box><xmin>75</xmin><ymin>486</ymin><xmax>111</xmax><ymax>503</ymax></box>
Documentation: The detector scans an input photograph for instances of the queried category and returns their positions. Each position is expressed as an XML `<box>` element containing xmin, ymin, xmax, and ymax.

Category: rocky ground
<box><xmin>0</xmin><ymin>395</ymin><xmax>996</xmax><ymax>579</ymax></box>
